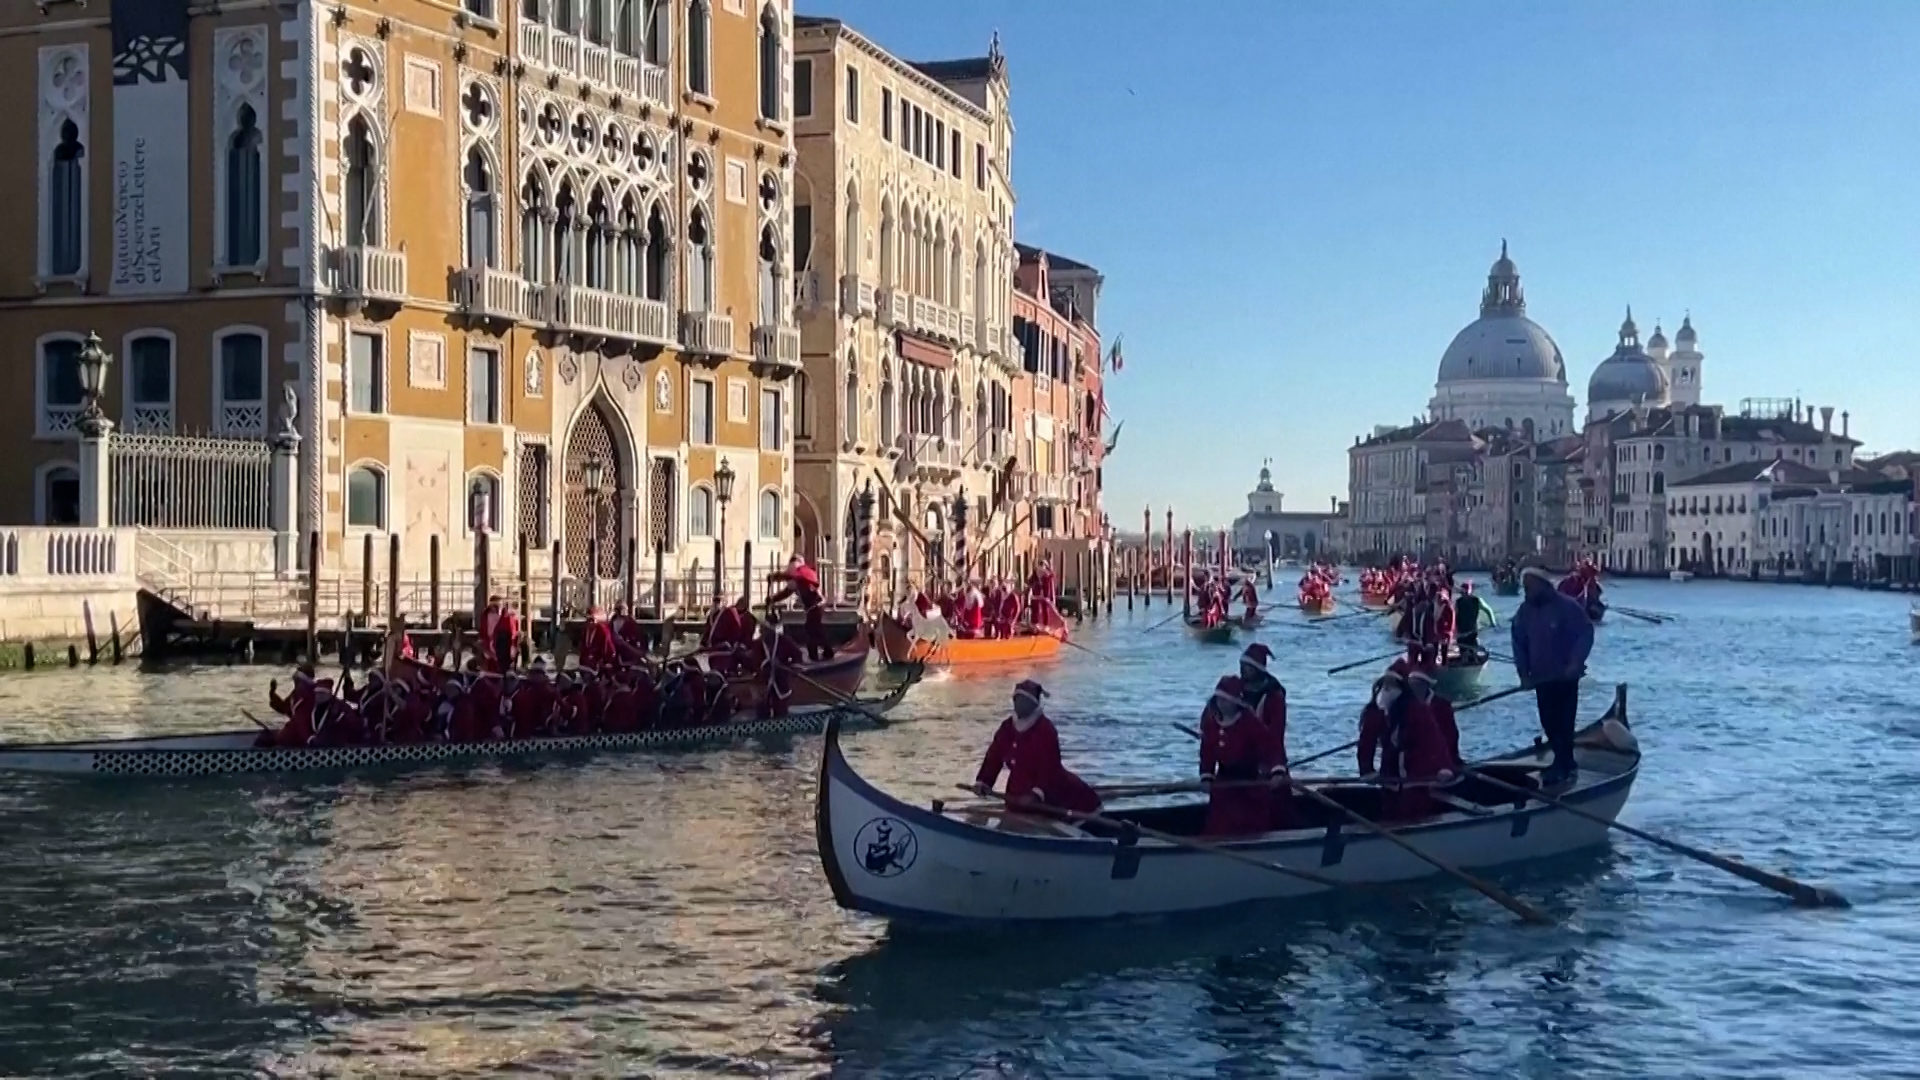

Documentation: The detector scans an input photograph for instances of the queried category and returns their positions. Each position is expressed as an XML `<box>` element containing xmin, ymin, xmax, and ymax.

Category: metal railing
<box><xmin>109</xmin><ymin>432</ymin><xmax>273</xmax><ymax>530</ymax></box>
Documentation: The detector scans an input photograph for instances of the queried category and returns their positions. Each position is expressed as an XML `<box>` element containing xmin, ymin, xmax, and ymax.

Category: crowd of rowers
<box><xmin>1296</xmin><ymin>563</ymin><xmax>1338</xmax><ymax>608</ymax></box>
<box><xmin>971</xmin><ymin>640</ymin><xmax>1467</xmax><ymax>837</ymax></box>
<box><xmin>901</xmin><ymin>558</ymin><xmax>1063</xmax><ymax>637</ymax></box>
<box><xmin>1189</xmin><ymin>569</ymin><xmax>1262</xmax><ymax>628</ymax></box>
<box><xmin>254</xmin><ymin>559</ymin><xmax>837</xmax><ymax>749</ymax></box>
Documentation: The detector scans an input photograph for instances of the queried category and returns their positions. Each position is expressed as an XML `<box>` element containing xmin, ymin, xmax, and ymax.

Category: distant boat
<box><xmin>1670</xmin><ymin>570</ymin><xmax>1694</xmax><ymax>583</ymax></box>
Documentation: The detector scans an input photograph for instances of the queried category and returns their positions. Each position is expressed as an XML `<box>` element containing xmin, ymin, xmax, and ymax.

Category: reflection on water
<box><xmin>0</xmin><ymin>578</ymin><xmax>1917</xmax><ymax>1076</ymax></box>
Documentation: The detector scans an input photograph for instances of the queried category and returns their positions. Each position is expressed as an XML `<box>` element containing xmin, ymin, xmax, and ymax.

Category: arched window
<box><xmin>689</xmin><ymin>484</ymin><xmax>714</xmax><ymax>538</ymax></box>
<box><xmin>585</xmin><ymin>187</ymin><xmax>611</xmax><ymax>289</ymax></box>
<box><xmin>344</xmin><ymin>116</ymin><xmax>379</xmax><ymax>246</ymax></box>
<box><xmin>1652</xmin><ymin>472</ymin><xmax>1665</xmax><ymax>495</ymax></box>
<box><xmin>224</xmin><ymin>105</ymin><xmax>264</xmax><ymax>267</ymax></box>
<box><xmin>553</xmin><ymin>181</ymin><xmax>577</xmax><ymax>281</ymax></box>
<box><xmin>757</xmin><ymin>4</ymin><xmax>782</xmax><ymax>120</ymax></box>
<box><xmin>948</xmin><ymin>236</ymin><xmax>962</xmax><ymax>309</ymax></box>
<box><xmin>617</xmin><ymin>195</ymin><xmax>641</xmax><ymax>295</ymax></box>
<box><xmin>125</xmin><ymin>333</ymin><xmax>175</xmax><ymax>434</ymax></box>
<box><xmin>973</xmin><ymin>384</ymin><xmax>988</xmax><ymax>459</ymax></box>
<box><xmin>520</xmin><ymin>172</ymin><xmax>548</xmax><ymax>283</ymax></box>
<box><xmin>523</xmin><ymin>0</ymin><xmax>545</xmax><ymax>23</ymax></box>
<box><xmin>758</xmin><ymin>224</ymin><xmax>780</xmax><ymax>326</ymax></box>
<box><xmin>686</xmin><ymin>208</ymin><xmax>714</xmax><ymax>310</ymax></box>
<box><xmin>215</xmin><ymin>330</ymin><xmax>267</xmax><ymax>435</ymax></box>
<box><xmin>973</xmin><ymin>245</ymin><xmax>988</xmax><ymax>325</ymax></box>
<box><xmin>38</xmin><ymin>337</ymin><xmax>83</xmax><ymax>435</ymax></box>
<box><xmin>644</xmin><ymin>201</ymin><xmax>671</xmax><ymax>302</ymax></box>
<box><xmin>687</xmin><ymin>0</ymin><xmax>711</xmax><ymax>96</ymax></box>
<box><xmin>843</xmin><ymin>191</ymin><xmax>860</xmax><ymax>272</ymax></box>
<box><xmin>793</xmin><ymin>370</ymin><xmax>812</xmax><ymax>440</ymax></box>
<box><xmin>347</xmin><ymin>465</ymin><xmax>387</xmax><ymax>529</ymax></box>
<box><xmin>48</xmin><ymin>119</ymin><xmax>86</xmax><ymax>276</ymax></box>
<box><xmin>644</xmin><ymin>0</ymin><xmax>670</xmax><ymax>65</ymax></box>
<box><xmin>586</xmin><ymin>0</ymin><xmax>610</xmax><ymax>46</ymax></box>
<box><xmin>931</xmin><ymin>229</ymin><xmax>947</xmax><ymax>302</ymax></box>
<box><xmin>464</xmin><ymin>148</ymin><xmax>496</xmax><ymax>269</ymax></box>
<box><xmin>878</xmin><ymin>364</ymin><xmax>895</xmax><ymax>447</ymax></box>
<box><xmin>843</xmin><ymin>365</ymin><xmax>860</xmax><ymax>446</ymax></box>
<box><xmin>878</xmin><ymin>202</ymin><xmax>895</xmax><ymax>286</ymax></box>
<box><xmin>41</xmin><ymin>464</ymin><xmax>80</xmax><ymax>525</ymax></box>
<box><xmin>758</xmin><ymin>489</ymin><xmax>782</xmax><ymax>541</ymax></box>
<box><xmin>947</xmin><ymin>375</ymin><xmax>961</xmax><ymax>441</ymax></box>
<box><xmin>553</xmin><ymin>0</ymin><xmax>576</xmax><ymax>34</ymax></box>
<box><xmin>467</xmin><ymin>471</ymin><xmax>502</xmax><ymax>533</ymax></box>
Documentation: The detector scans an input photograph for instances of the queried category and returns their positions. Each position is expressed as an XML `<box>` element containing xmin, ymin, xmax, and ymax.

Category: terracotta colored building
<box><xmin>2</xmin><ymin>0</ymin><xmax>798</xmax><ymax>592</ymax></box>
<box><xmin>1010</xmin><ymin>243</ymin><xmax>1106</xmax><ymax>567</ymax></box>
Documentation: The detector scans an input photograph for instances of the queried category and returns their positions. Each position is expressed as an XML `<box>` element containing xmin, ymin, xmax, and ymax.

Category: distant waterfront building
<box><xmin>1229</xmin><ymin>462</ymin><xmax>1340</xmax><ymax>560</ymax></box>
<box><xmin>1346</xmin><ymin>419</ymin><xmax>1478</xmax><ymax>560</ymax></box>
<box><xmin>1426</xmin><ymin>244</ymin><xmax>1577</xmax><ymax>440</ymax></box>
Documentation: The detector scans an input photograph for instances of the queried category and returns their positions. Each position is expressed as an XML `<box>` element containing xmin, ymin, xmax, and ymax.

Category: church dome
<box><xmin>1646</xmin><ymin>323</ymin><xmax>1668</xmax><ymax>350</ymax></box>
<box><xmin>1675</xmin><ymin>314</ymin><xmax>1698</xmax><ymax>347</ymax></box>
<box><xmin>1587</xmin><ymin>308</ymin><xmax>1670</xmax><ymax>405</ymax></box>
<box><xmin>1435</xmin><ymin>243</ymin><xmax>1567</xmax><ymax>384</ymax></box>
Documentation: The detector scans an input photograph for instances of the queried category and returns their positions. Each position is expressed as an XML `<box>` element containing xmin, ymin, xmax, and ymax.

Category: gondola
<box><xmin>1185</xmin><ymin>617</ymin><xmax>1237</xmax><ymax>645</ymax></box>
<box><xmin>0</xmin><ymin>675</ymin><xmax>919</xmax><ymax>780</ymax></box>
<box><xmin>874</xmin><ymin>614</ymin><xmax>1065</xmax><ymax>667</ymax></box>
<box><xmin>1431</xmin><ymin>653</ymin><xmax>1489</xmax><ymax>700</ymax></box>
<box><xmin>814</xmin><ymin>686</ymin><xmax>1640</xmax><ymax>924</ymax></box>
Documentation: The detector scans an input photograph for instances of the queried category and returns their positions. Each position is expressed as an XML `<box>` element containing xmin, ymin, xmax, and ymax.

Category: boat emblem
<box><xmin>854</xmin><ymin>816</ymin><xmax>918</xmax><ymax>877</ymax></box>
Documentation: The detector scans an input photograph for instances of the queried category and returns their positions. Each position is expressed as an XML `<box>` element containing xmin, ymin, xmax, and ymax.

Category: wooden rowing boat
<box><xmin>1491</xmin><ymin>578</ymin><xmax>1520</xmax><ymax>597</ymax></box>
<box><xmin>874</xmin><ymin>616</ymin><xmax>1066</xmax><ymax>667</ymax></box>
<box><xmin>1185</xmin><ymin>617</ymin><xmax>1236</xmax><ymax>644</ymax></box>
<box><xmin>0</xmin><ymin>677</ymin><xmax>918</xmax><ymax>779</ymax></box>
<box><xmin>1359</xmin><ymin>593</ymin><xmax>1392</xmax><ymax>610</ymax></box>
<box><xmin>814</xmin><ymin>686</ymin><xmax>1640</xmax><ymax>924</ymax></box>
<box><xmin>1297</xmin><ymin>596</ymin><xmax>1337</xmax><ymax>616</ymax></box>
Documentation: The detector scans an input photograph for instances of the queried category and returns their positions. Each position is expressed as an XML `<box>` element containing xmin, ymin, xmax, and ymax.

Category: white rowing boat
<box><xmin>0</xmin><ymin>681</ymin><xmax>913</xmax><ymax>779</ymax></box>
<box><xmin>815</xmin><ymin>686</ymin><xmax>1641</xmax><ymax>924</ymax></box>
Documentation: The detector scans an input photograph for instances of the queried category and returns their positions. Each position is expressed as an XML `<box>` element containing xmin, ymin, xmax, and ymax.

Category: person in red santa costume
<box><xmin>576</xmin><ymin>606</ymin><xmax>620</xmax><ymax>672</ymax></box>
<box><xmin>702</xmin><ymin>595</ymin><xmax>757</xmax><ymax>676</ymax></box>
<box><xmin>746</xmin><ymin>617</ymin><xmax>805</xmax><ymax>718</ymax></box>
<box><xmin>1198</xmin><ymin>675</ymin><xmax>1284</xmax><ymax>836</ymax></box>
<box><xmin>983</xmin><ymin>578</ymin><xmax>1008</xmax><ymax>639</ymax></box>
<box><xmin>957</xmin><ymin>579</ymin><xmax>987</xmax><ymax>639</ymax></box>
<box><xmin>971</xmin><ymin>679</ymin><xmax>1101</xmax><ymax>815</ymax></box>
<box><xmin>1356</xmin><ymin>672</ymin><xmax>1455</xmax><ymax>821</ymax></box>
<box><xmin>996</xmin><ymin>578</ymin><xmax>1024</xmax><ymax>639</ymax></box>
<box><xmin>480</xmin><ymin>595</ymin><xmax>521</xmax><ymax>673</ymax></box>
<box><xmin>1027</xmin><ymin>556</ymin><xmax>1059</xmax><ymax>631</ymax></box>
<box><xmin>766</xmin><ymin>560</ymin><xmax>831</xmax><ymax>661</ymax></box>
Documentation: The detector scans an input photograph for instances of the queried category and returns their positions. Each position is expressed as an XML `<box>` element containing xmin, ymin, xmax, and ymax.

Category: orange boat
<box><xmin>1298</xmin><ymin>595</ymin><xmax>1338</xmax><ymax>616</ymax></box>
<box><xmin>874</xmin><ymin>616</ymin><xmax>1066</xmax><ymax>666</ymax></box>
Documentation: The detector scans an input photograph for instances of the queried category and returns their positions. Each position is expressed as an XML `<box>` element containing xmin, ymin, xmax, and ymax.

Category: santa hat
<box><xmin>1013</xmin><ymin>679</ymin><xmax>1047</xmax><ymax>707</ymax></box>
<box><xmin>1406</xmin><ymin>669</ymin><xmax>1435</xmax><ymax>685</ymax></box>
<box><xmin>1212</xmin><ymin>675</ymin><xmax>1249</xmax><ymax>711</ymax></box>
<box><xmin>1240</xmin><ymin>643</ymin><xmax>1274</xmax><ymax>671</ymax></box>
<box><xmin>313</xmin><ymin>678</ymin><xmax>335</xmax><ymax>697</ymax></box>
<box><xmin>1521</xmin><ymin>566</ymin><xmax>1554</xmax><ymax>585</ymax></box>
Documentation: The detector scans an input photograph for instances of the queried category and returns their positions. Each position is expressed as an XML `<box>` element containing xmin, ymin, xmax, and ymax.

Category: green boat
<box><xmin>1185</xmin><ymin>617</ymin><xmax>1238</xmax><ymax>645</ymax></box>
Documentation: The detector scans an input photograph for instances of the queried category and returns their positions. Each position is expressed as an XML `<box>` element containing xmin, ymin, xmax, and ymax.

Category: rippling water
<box><xmin>1</xmin><ymin>578</ymin><xmax>1916</xmax><ymax>1077</ymax></box>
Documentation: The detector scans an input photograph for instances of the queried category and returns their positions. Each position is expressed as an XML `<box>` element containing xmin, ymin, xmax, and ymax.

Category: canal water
<box><xmin>0</xmin><ymin>578</ymin><xmax>1915</xmax><ymax>1077</ymax></box>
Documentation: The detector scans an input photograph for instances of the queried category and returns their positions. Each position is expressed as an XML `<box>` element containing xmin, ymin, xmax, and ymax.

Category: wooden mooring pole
<box><xmin>305</xmin><ymin>530</ymin><xmax>321</xmax><ymax>662</ymax></box>
<box><xmin>548</xmin><ymin>540</ymin><xmax>563</xmax><ymax>650</ymax></box>
<box><xmin>518</xmin><ymin>533</ymin><xmax>533</xmax><ymax>665</ymax></box>
<box><xmin>1182</xmin><ymin>529</ymin><xmax>1193</xmax><ymax>619</ymax></box>
<box><xmin>429</xmin><ymin>534</ymin><xmax>442</xmax><ymax>636</ymax></box>
<box><xmin>386</xmin><ymin>533</ymin><xmax>401</xmax><ymax>669</ymax></box>
<box><xmin>361</xmin><ymin>533</ymin><xmax>375</xmax><ymax>628</ymax></box>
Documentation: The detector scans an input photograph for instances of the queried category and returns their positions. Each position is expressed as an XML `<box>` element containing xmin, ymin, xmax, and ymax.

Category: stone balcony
<box><xmin>1027</xmin><ymin>473</ymin><xmax>1071</xmax><ymax>503</ymax></box>
<box><xmin>453</xmin><ymin>266</ymin><xmax>531</xmax><ymax>324</ymax></box>
<box><xmin>539</xmin><ymin>284</ymin><xmax>673</xmax><ymax>346</ymax></box>
<box><xmin>906</xmin><ymin>433</ymin><xmax>963</xmax><ymax>479</ymax></box>
<box><xmin>749</xmin><ymin>323</ymin><xmax>802</xmax><ymax>380</ymax></box>
<box><xmin>910</xmin><ymin>297</ymin><xmax>962</xmax><ymax>343</ymax></box>
<box><xmin>839</xmin><ymin>273</ymin><xmax>876</xmax><ymax>318</ymax></box>
<box><xmin>519</xmin><ymin>22</ymin><xmax>670</xmax><ymax>108</ymax></box>
<box><xmin>680</xmin><ymin>310</ymin><xmax>735</xmax><ymax>361</ymax></box>
<box><xmin>328</xmin><ymin>245</ymin><xmax>407</xmax><ymax>308</ymax></box>
<box><xmin>987</xmin><ymin>430</ymin><xmax>1013</xmax><ymax>464</ymax></box>
<box><xmin>876</xmin><ymin>287</ymin><xmax>910</xmax><ymax>328</ymax></box>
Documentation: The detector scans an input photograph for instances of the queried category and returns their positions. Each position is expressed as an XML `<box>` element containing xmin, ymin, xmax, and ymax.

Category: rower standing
<box><xmin>1453</xmin><ymin>582</ymin><xmax>1489</xmax><ymax>660</ymax></box>
<box><xmin>971</xmin><ymin>680</ymin><xmax>1101</xmax><ymax>814</ymax></box>
<box><xmin>765</xmin><ymin>561</ymin><xmax>831</xmax><ymax>661</ymax></box>
<box><xmin>1512</xmin><ymin>566</ymin><xmax>1594</xmax><ymax>787</ymax></box>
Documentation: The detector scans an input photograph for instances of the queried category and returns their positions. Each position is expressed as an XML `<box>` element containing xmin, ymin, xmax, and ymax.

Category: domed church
<box><xmin>1426</xmin><ymin>243</ymin><xmax>1578</xmax><ymax>440</ymax></box>
<box><xmin>1586</xmin><ymin>307</ymin><xmax>1671</xmax><ymax>424</ymax></box>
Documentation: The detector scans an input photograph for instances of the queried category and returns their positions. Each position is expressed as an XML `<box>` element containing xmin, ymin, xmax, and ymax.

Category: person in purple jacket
<box><xmin>1511</xmin><ymin>566</ymin><xmax>1596</xmax><ymax>786</ymax></box>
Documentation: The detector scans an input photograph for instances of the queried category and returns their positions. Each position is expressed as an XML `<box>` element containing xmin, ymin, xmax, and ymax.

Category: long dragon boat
<box><xmin>0</xmin><ymin>673</ymin><xmax>917</xmax><ymax>780</ymax></box>
<box><xmin>815</xmin><ymin>686</ymin><xmax>1640</xmax><ymax>924</ymax></box>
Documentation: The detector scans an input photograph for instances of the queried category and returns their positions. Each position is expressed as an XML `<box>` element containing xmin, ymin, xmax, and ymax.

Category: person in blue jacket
<box><xmin>1510</xmin><ymin>565</ymin><xmax>1595</xmax><ymax>786</ymax></box>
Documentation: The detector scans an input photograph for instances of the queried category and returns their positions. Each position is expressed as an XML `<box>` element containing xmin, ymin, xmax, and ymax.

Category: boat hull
<box><xmin>1359</xmin><ymin>593</ymin><xmax>1392</xmax><ymax>610</ymax></box>
<box><xmin>816</xmin><ymin>715</ymin><xmax>1638</xmax><ymax>924</ymax></box>
<box><xmin>0</xmin><ymin>682</ymin><xmax>914</xmax><ymax>779</ymax></box>
<box><xmin>1185</xmin><ymin>619</ymin><xmax>1236</xmax><ymax>645</ymax></box>
<box><xmin>1298</xmin><ymin>598</ymin><xmax>1337</xmax><ymax>616</ymax></box>
<box><xmin>1432</xmin><ymin>659</ymin><xmax>1488</xmax><ymax>701</ymax></box>
<box><xmin>874</xmin><ymin>617</ymin><xmax>1065</xmax><ymax>666</ymax></box>
<box><xmin>1491</xmin><ymin>581</ymin><xmax>1520</xmax><ymax>597</ymax></box>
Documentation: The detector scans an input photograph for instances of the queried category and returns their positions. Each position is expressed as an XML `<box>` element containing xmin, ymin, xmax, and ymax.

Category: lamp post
<box><xmin>77</xmin><ymin>330</ymin><xmax>112</xmax><ymax>433</ymax></box>
<box><xmin>951</xmin><ymin>489</ymin><xmax>968</xmax><ymax>580</ymax></box>
<box><xmin>583</xmin><ymin>454</ymin><xmax>605</xmax><ymax>609</ymax></box>
<box><xmin>1264</xmin><ymin>528</ymin><xmax>1275</xmax><ymax>569</ymax></box>
<box><xmin>75</xmin><ymin>331</ymin><xmax>115</xmax><ymax>527</ymax></box>
<box><xmin>714</xmin><ymin>456</ymin><xmax>735</xmax><ymax>602</ymax></box>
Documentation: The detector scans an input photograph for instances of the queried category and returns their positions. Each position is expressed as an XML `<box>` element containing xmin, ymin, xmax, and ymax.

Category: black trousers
<box><xmin>1534</xmin><ymin>679</ymin><xmax>1580</xmax><ymax>772</ymax></box>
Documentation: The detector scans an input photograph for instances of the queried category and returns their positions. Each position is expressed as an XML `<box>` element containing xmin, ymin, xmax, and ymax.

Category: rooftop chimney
<box><xmin>1330</xmin><ymin>495</ymin><xmax>1337</xmax><ymax>513</ymax></box>
<box><xmin>1821</xmin><ymin>406</ymin><xmax>1834</xmax><ymax>436</ymax></box>
<box><xmin>1842</xmin><ymin>410</ymin><xmax>1850</xmax><ymax>439</ymax></box>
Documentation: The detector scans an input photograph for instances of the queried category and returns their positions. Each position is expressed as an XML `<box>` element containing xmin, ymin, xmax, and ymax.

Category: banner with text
<box><xmin>109</xmin><ymin>0</ymin><xmax>191</xmax><ymax>295</ymax></box>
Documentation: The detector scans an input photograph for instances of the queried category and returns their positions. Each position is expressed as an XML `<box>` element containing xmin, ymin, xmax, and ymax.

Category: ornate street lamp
<box><xmin>714</xmin><ymin>457</ymin><xmax>735</xmax><ymax>600</ymax></box>
<box><xmin>77</xmin><ymin>330</ymin><xmax>112</xmax><ymax>433</ymax></box>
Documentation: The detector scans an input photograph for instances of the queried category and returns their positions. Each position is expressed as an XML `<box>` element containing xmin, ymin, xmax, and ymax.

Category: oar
<box><xmin>1327</xmin><ymin>650</ymin><xmax>1403</xmax><ymax>675</ymax></box>
<box><xmin>1057</xmin><ymin>636</ymin><xmax>1115</xmax><ymax>663</ymax></box>
<box><xmin>1141</xmin><ymin>609</ymin><xmax>1186</xmax><ymax>634</ymax></box>
<box><xmin>954</xmin><ymin>786</ymin><xmax>1350</xmax><ymax>891</ymax></box>
<box><xmin>1465</xmin><ymin>770</ymin><xmax>1850</xmax><ymax>909</ymax></box>
<box><xmin>241</xmin><ymin>708</ymin><xmax>274</xmax><ymax>733</ymax></box>
<box><xmin>785</xmin><ymin>665</ymin><xmax>892</xmax><ymax>728</ymax></box>
<box><xmin>1612</xmin><ymin>606</ymin><xmax>1670</xmax><ymax>624</ymax></box>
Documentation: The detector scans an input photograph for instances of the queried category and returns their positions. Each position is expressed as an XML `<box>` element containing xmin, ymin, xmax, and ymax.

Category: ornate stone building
<box><xmin>2</xmin><ymin>0</ymin><xmax>798</xmax><ymax>591</ymax></box>
<box><xmin>790</xmin><ymin>16</ymin><xmax>1016</xmax><ymax>597</ymax></box>
<box><xmin>1426</xmin><ymin>243</ymin><xmax>1577</xmax><ymax>440</ymax></box>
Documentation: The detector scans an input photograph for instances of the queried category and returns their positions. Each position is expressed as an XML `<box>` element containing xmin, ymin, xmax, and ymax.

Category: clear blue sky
<box><xmin>804</xmin><ymin>0</ymin><xmax>1920</xmax><ymax>525</ymax></box>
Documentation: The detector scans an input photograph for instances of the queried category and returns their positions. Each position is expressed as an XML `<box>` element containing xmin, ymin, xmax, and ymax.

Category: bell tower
<box><xmin>1666</xmin><ymin>313</ymin><xmax>1703</xmax><ymax>407</ymax></box>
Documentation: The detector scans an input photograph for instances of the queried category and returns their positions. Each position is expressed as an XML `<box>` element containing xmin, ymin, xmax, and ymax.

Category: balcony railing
<box><xmin>987</xmin><ymin>430</ymin><xmax>1012</xmax><ymax>463</ymax></box>
<box><xmin>960</xmin><ymin>313</ymin><xmax>977</xmax><ymax>348</ymax></box>
<box><xmin>329</xmin><ymin>245</ymin><xmax>407</xmax><ymax>303</ymax></box>
<box><xmin>583</xmin><ymin>43</ymin><xmax>611</xmax><ymax>86</ymax></box>
<box><xmin>906</xmin><ymin>433</ymin><xmax>962</xmax><ymax>476</ymax></box>
<box><xmin>521</xmin><ymin>26</ymin><xmax>669</xmax><ymax>108</ymax></box>
<box><xmin>1027</xmin><ymin>473</ymin><xmax>1070</xmax><ymax>503</ymax></box>
<box><xmin>541</xmin><ymin>284</ymin><xmax>672</xmax><ymax>344</ymax></box>
<box><xmin>911</xmin><ymin>297</ymin><xmax>962</xmax><ymax>342</ymax></box>
<box><xmin>454</xmin><ymin>266</ymin><xmax>531</xmax><ymax>323</ymax></box>
<box><xmin>840</xmin><ymin>273</ymin><xmax>876</xmax><ymax>318</ymax></box>
<box><xmin>519</xmin><ymin>20</ymin><xmax>548</xmax><ymax>65</ymax></box>
<box><xmin>751</xmin><ymin>324</ymin><xmax>802</xmax><ymax>374</ymax></box>
<box><xmin>549</xmin><ymin>32</ymin><xmax>580</xmax><ymax>74</ymax></box>
<box><xmin>876</xmin><ymin>287</ymin><xmax>910</xmax><ymax>327</ymax></box>
<box><xmin>680</xmin><ymin>310</ymin><xmax>735</xmax><ymax>357</ymax></box>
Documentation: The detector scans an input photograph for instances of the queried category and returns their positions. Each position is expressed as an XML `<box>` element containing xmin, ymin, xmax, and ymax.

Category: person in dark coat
<box><xmin>1511</xmin><ymin>566</ymin><xmax>1595</xmax><ymax>786</ymax></box>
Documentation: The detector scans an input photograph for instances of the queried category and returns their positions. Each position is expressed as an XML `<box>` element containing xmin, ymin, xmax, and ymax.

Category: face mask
<box><xmin>1239</xmin><ymin>664</ymin><xmax>1263</xmax><ymax>684</ymax></box>
<box><xmin>1012</xmin><ymin>697</ymin><xmax>1040</xmax><ymax>728</ymax></box>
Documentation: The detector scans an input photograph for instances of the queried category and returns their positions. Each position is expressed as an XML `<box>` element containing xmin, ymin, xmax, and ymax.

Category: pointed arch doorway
<box><xmin>564</xmin><ymin>396</ymin><xmax>636</xmax><ymax>583</ymax></box>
